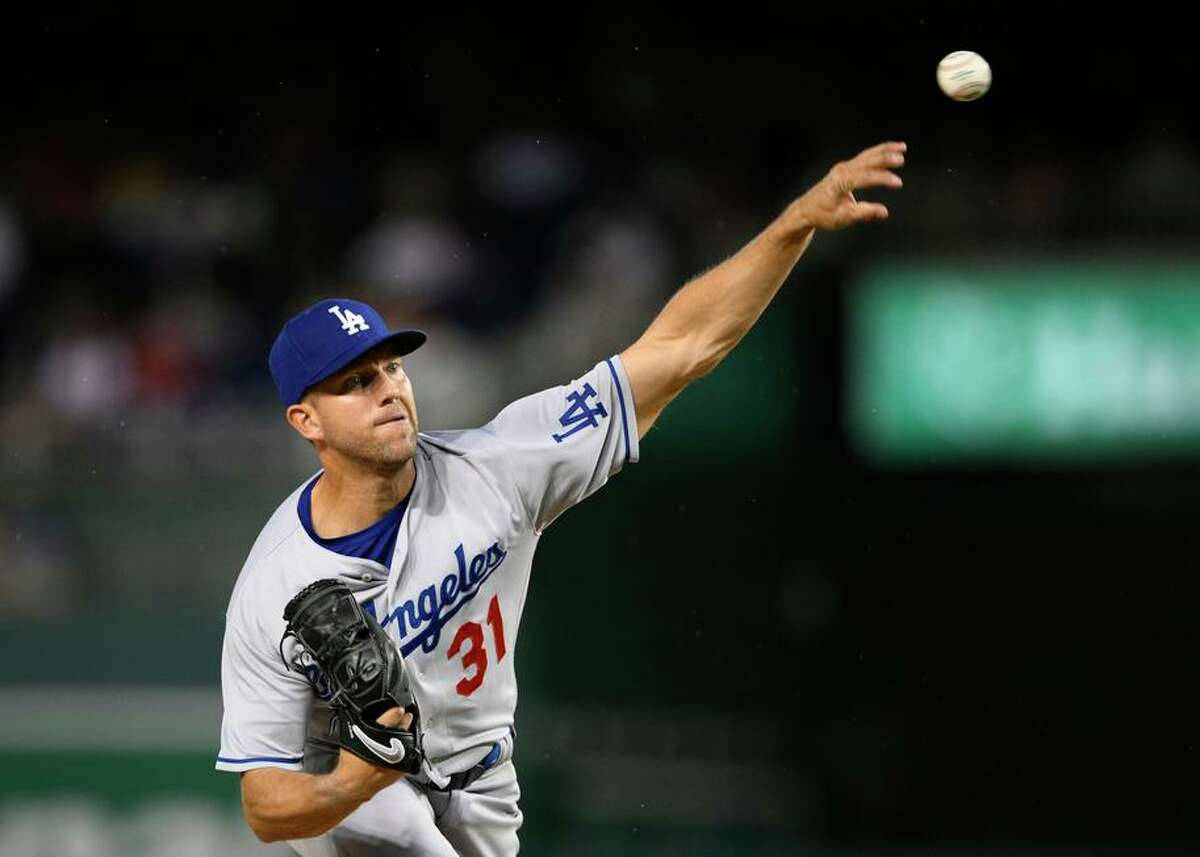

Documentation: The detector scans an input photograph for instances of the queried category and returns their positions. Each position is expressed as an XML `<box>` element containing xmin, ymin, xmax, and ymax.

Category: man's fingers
<box><xmin>833</xmin><ymin>168</ymin><xmax>902</xmax><ymax>194</ymax></box>
<box><xmin>851</xmin><ymin>202</ymin><xmax>890</xmax><ymax>222</ymax></box>
<box><xmin>854</xmin><ymin>142</ymin><xmax>907</xmax><ymax>171</ymax></box>
<box><xmin>375</xmin><ymin>706</ymin><xmax>408</xmax><ymax>728</ymax></box>
<box><xmin>859</xmin><ymin>141</ymin><xmax>907</xmax><ymax>160</ymax></box>
<box><xmin>856</xmin><ymin>169</ymin><xmax>903</xmax><ymax>190</ymax></box>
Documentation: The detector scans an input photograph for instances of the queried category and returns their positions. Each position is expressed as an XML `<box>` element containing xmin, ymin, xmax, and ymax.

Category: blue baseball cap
<box><xmin>268</xmin><ymin>298</ymin><xmax>426</xmax><ymax>406</ymax></box>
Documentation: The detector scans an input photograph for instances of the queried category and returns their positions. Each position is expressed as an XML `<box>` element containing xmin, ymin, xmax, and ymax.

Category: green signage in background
<box><xmin>848</xmin><ymin>261</ymin><xmax>1200</xmax><ymax>463</ymax></box>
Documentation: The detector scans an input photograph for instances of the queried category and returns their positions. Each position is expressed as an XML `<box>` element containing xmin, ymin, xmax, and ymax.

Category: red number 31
<box><xmin>446</xmin><ymin>595</ymin><xmax>508</xmax><ymax>696</ymax></box>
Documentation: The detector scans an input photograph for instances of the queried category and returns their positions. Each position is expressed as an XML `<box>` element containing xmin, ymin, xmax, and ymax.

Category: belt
<box><xmin>428</xmin><ymin>726</ymin><xmax>514</xmax><ymax>792</ymax></box>
<box><xmin>430</xmin><ymin>741</ymin><xmax>502</xmax><ymax>792</ymax></box>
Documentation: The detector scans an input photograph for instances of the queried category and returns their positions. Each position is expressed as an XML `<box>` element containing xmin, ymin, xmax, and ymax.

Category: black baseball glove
<box><xmin>281</xmin><ymin>579</ymin><xmax>424</xmax><ymax>774</ymax></box>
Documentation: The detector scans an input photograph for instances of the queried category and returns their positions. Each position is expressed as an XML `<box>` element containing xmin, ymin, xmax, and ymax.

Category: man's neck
<box><xmin>309</xmin><ymin>457</ymin><xmax>415</xmax><ymax>539</ymax></box>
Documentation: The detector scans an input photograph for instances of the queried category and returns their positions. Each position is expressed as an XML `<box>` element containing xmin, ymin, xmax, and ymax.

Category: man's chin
<box><xmin>326</xmin><ymin>433</ymin><xmax>417</xmax><ymax>472</ymax></box>
<box><xmin>375</xmin><ymin>437</ymin><xmax>417</xmax><ymax>469</ymax></box>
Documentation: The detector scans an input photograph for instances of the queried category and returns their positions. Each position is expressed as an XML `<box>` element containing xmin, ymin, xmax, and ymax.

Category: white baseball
<box><xmin>937</xmin><ymin>51</ymin><xmax>992</xmax><ymax>101</ymax></box>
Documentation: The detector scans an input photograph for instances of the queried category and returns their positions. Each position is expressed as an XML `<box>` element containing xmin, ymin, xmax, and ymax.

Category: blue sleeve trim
<box><xmin>604</xmin><ymin>357</ymin><xmax>632</xmax><ymax>466</ymax></box>
<box><xmin>216</xmin><ymin>754</ymin><xmax>303</xmax><ymax>765</ymax></box>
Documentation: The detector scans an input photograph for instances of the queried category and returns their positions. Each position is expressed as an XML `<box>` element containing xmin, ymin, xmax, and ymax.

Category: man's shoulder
<box><xmin>417</xmin><ymin>426</ymin><xmax>515</xmax><ymax>466</ymax></box>
<box><xmin>226</xmin><ymin>475</ymin><xmax>328</xmax><ymax>622</ymax></box>
<box><xmin>416</xmin><ymin>430</ymin><xmax>525</xmax><ymax>515</ymax></box>
<box><xmin>241</xmin><ymin>476</ymin><xmax>314</xmax><ymax>568</ymax></box>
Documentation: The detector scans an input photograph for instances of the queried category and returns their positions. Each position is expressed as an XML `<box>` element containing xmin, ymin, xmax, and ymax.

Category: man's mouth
<box><xmin>375</xmin><ymin>413</ymin><xmax>408</xmax><ymax>426</ymax></box>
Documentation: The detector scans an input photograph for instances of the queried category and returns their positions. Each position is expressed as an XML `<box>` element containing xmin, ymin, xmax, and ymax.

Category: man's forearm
<box><xmin>241</xmin><ymin>763</ymin><xmax>380</xmax><ymax>842</ymax></box>
<box><xmin>643</xmin><ymin>206</ymin><xmax>815</xmax><ymax>380</ymax></box>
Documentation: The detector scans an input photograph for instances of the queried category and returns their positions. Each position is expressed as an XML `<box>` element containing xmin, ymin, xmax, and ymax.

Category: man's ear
<box><xmin>286</xmin><ymin>401</ymin><xmax>322</xmax><ymax>443</ymax></box>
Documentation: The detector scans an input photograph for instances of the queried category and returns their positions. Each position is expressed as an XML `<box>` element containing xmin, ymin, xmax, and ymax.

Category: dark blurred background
<box><xmin>1</xmin><ymin>5</ymin><xmax>1198</xmax><ymax>855</ymax></box>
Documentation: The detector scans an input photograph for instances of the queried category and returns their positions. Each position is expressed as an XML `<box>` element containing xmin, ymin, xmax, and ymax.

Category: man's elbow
<box><xmin>241</xmin><ymin>791</ymin><xmax>338</xmax><ymax>843</ymax></box>
<box><xmin>241</xmin><ymin>780</ymin><xmax>304</xmax><ymax>844</ymax></box>
<box><xmin>659</xmin><ymin>333</ymin><xmax>725</xmax><ymax>383</ymax></box>
<box><xmin>685</xmin><ymin>340</ymin><xmax>733</xmax><ymax>381</ymax></box>
<box><xmin>251</xmin><ymin>825</ymin><xmax>281</xmax><ymax>844</ymax></box>
<box><xmin>242</xmin><ymin>801</ymin><xmax>282</xmax><ymax>843</ymax></box>
<box><xmin>688</xmin><ymin>352</ymin><xmax>722</xmax><ymax>380</ymax></box>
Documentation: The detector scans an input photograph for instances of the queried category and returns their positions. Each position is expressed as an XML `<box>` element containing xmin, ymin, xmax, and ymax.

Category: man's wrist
<box><xmin>774</xmin><ymin>201</ymin><xmax>816</xmax><ymax>246</ymax></box>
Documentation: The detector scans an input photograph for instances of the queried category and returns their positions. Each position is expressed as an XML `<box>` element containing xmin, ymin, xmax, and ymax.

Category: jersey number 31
<box><xmin>446</xmin><ymin>595</ymin><xmax>507</xmax><ymax>696</ymax></box>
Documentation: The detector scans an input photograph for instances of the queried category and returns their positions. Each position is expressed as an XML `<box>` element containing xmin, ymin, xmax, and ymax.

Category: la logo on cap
<box><xmin>328</xmin><ymin>305</ymin><xmax>371</xmax><ymax>335</ymax></box>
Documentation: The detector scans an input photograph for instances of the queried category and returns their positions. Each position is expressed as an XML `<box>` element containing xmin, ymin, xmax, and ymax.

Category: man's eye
<box><xmin>386</xmin><ymin>361</ymin><xmax>402</xmax><ymax>374</ymax></box>
<box><xmin>344</xmin><ymin>376</ymin><xmax>364</xmax><ymax>391</ymax></box>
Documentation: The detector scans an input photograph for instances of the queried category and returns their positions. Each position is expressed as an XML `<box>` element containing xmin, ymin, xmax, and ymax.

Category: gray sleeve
<box><xmin>484</xmin><ymin>354</ymin><xmax>639</xmax><ymax>532</ymax></box>
<box><xmin>215</xmin><ymin>608</ymin><xmax>311</xmax><ymax>773</ymax></box>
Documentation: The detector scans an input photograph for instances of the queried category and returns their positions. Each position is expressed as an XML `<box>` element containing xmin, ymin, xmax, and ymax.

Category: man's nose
<box><xmin>378</xmin><ymin>369</ymin><xmax>405</xmax><ymax>403</ymax></box>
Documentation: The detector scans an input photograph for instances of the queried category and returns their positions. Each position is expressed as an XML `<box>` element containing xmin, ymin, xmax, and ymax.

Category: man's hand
<box><xmin>329</xmin><ymin>706</ymin><xmax>413</xmax><ymax>802</ymax></box>
<box><xmin>783</xmin><ymin>141</ymin><xmax>907</xmax><ymax>235</ymax></box>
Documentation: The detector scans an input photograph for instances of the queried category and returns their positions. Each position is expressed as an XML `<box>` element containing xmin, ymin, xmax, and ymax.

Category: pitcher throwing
<box><xmin>216</xmin><ymin>142</ymin><xmax>906</xmax><ymax>856</ymax></box>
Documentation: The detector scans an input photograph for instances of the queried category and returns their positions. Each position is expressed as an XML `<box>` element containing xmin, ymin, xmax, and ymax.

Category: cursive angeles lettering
<box><xmin>382</xmin><ymin>541</ymin><xmax>508</xmax><ymax>654</ymax></box>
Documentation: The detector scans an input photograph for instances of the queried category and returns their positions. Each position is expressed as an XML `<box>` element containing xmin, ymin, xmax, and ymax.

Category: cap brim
<box><xmin>301</xmin><ymin>328</ymin><xmax>427</xmax><ymax>401</ymax></box>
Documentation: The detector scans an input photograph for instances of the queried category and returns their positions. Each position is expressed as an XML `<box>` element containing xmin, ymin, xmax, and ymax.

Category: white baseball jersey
<box><xmin>216</xmin><ymin>355</ymin><xmax>639</xmax><ymax>789</ymax></box>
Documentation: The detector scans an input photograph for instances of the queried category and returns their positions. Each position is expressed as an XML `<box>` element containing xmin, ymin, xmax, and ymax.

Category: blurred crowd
<box><xmin>0</xmin><ymin>129</ymin><xmax>695</xmax><ymax>437</ymax></box>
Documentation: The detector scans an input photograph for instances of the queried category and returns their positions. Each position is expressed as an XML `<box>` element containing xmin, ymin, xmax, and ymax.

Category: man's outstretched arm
<box><xmin>620</xmin><ymin>141</ymin><xmax>906</xmax><ymax>439</ymax></box>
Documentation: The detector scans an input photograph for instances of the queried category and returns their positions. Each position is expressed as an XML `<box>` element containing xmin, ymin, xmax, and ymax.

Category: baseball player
<box><xmin>216</xmin><ymin>141</ymin><xmax>906</xmax><ymax>856</ymax></box>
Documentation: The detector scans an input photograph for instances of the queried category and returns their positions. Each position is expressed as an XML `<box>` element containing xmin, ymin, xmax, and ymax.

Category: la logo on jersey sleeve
<box><xmin>552</xmin><ymin>383</ymin><xmax>608</xmax><ymax>443</ymax></box>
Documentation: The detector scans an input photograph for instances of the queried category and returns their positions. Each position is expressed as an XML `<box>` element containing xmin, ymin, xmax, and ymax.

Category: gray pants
<box><xmin>287</xmin><ymin>761</ymin><xmax>522</xmax><ymax>857</ymax></box>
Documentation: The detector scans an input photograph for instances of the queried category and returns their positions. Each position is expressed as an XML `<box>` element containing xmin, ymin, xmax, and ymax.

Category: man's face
<box><xmin>299</xmin><ymin>343</ymin><xmax>420</xmax><ymax>469</ymax></box>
